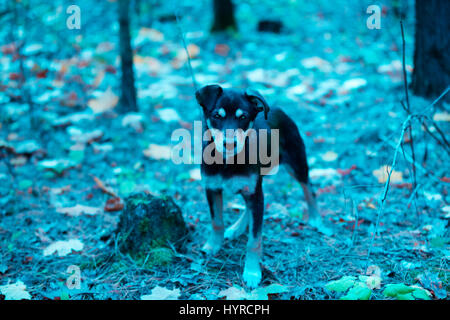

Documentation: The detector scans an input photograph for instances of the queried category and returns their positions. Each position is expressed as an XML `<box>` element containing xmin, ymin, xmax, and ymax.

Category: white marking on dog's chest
<box><xmin>203</xmin><ymin>174</ymin><xmax>258</xmax><ymax>193</ymax></box>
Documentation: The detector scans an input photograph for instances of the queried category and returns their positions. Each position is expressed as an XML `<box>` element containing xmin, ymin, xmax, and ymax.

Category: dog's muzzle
<box><xmin>206</xmin><ymin>120</ymin><xmax>254</xmax><ymax>156</ymax></box>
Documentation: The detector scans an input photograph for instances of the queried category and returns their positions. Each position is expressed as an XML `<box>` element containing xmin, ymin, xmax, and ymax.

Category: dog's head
<box><xmin>195</xmin><ymin>84</ymin><xmax>270</xmax><ymax>155</ymax></box>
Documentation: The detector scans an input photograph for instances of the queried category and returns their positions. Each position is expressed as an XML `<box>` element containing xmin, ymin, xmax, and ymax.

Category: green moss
<box><xmin>138</xmin><ymin>217</ymin><xmax>151</xmax><ymax>234</ymax></box>
<box><xmin>147</xmin><ymin>247</ymin><xmax>173</xmax><ymax>267</ymax></box>
<box><xmin>135</xmin><ymin>243</ymin><xmax>174</xmax><ymax>268</ymax></box>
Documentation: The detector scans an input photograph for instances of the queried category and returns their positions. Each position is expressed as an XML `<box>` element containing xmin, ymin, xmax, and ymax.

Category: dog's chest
<box><xmin>202</xmin><ymin>174</ymin><xmax>258</xmax><ymax>193</ymax></box>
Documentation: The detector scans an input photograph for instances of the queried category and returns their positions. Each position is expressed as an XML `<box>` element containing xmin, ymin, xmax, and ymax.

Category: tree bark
<box><xmin>118</xmin><ymin>0</ymin><xmax>137</xmax><ymax>112</ymax></box>
<box><xmin>211</xmin><ymin>0</ymin><xmax>237</xmax><ymax>32</ymax></box>
<box><xmin>411</xmin><ymin>0</ymin><xmax>450</xmax><ymax>101</ymax></box>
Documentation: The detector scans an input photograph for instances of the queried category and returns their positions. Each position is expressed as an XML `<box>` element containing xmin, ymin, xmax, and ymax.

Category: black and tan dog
<box><xmin>196</xmin><ymin>84</ymin><xmax>328</xmax><ymax>288</ymax></box>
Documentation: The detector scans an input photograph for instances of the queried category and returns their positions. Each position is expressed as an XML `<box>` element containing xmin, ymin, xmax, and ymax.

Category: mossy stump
<box><xmin>114</xmin><ymin>193</ymin><xmax>188</xmax><ymax>265</ymax></box>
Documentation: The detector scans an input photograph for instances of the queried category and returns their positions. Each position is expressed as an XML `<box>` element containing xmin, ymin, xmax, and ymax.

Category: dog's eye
<box><xmin>238</xmin><ymin>115</ymin><xmax>247</xmax><ymax>120</ymax></box>
<box><xmin>213</xmin><ymin>114</ymin><xmax>222</xmax><ymax>119</ymax></box>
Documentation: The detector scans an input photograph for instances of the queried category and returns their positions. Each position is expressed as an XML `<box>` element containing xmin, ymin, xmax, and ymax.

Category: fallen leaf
<box><xmin>248</xmin><ymin>284</ymin><xmax>289</xmax><ymax>300</ymax></box>
<box><xmin>432</xmin><ymin>112</ymin><xmax>450</xmax><ymax>122</ymax></box>
<box><xmin>373</xmin><ymin>165</ymin><xmax>403</xmax><ymax>184</ymax></box>
<box><xmin>56</xmin><ymin>204</ymin><xmax>101</xmax><ymax>217</ymax></box>
<box><xmin>156</xmin><ymin>108</ymin><xmax>181</xmax><ymax>122</ymax></box>
<box><xmin>0</xmin><ymin>281</ymin><xmax>31</xmax><ymax>300</ymax></box>
<box><xmin>143</xmin><ymin>144</ymin><xmax>172</xmax><ymax>160</ymax></box>
<box><xmin>43</xmin><ymin>239</ymin><xmax>84</xmax><ymax>257</ymax></box>
<box><xmin>325</xmin><ymin>276</ymin><xmax>356</xmax><ymax>292</ymax></box>
<box><xmin>104</xmin><ymin>197</ymin><xmax>124</xmax><ymax>212</ymax></box>
<box><xmin>301</xmin><ymin>56</ymin><xmax>332</xmax><ymax>72</ymax></box>
<box><xmin>141</xmin><ymin>286</ymin><xmax>180</xmax><ymax>300</ymax></box>
<box><xmin>340</xmin><ymin>282</ymin><xmax>371</xmax><ymax>300</ymax></box>
<box><xmin>321</xmin><ymin>151</ymin><xmax>338</xmax><ymax>162</ymax></box>
<box><xmin>189</xmin><ymin>168</ymin><xmax>201</xmax><ymax>181</ymax></box>
<box><xmin>68</xmin><ymin>127</ymin><xmax>103</xmax><ymax>144</ymax></box>
<box><xmin>88</xmin><ymin>87</ymin><xmax>118</xmax><ymax>114</ymax></box>
<box><xmin>219</xmin><ymin>286</ymin><xmax>248</xmax><ymax>300</ymax></box>
<box><xmin>121</xmin><ymin>113</ymin><xmax>145</xmax><ymax>131</ymax></box>
<box><xmin>38</xmin><ymin>159</ymin><xmax>76</xmax><ymax>174</ymax></box>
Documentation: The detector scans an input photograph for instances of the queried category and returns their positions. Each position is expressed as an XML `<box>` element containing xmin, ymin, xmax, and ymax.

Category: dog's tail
<box><xmin>267</xmin><ymin>108</ymin><xmax>309</xmax><ymax>184</ymax></box>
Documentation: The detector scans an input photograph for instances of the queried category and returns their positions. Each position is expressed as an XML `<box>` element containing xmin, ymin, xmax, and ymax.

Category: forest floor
<box><xmin>0</xmin><ymin>0</ymin><xmax>448</xmax><ymax>300</ymax></box>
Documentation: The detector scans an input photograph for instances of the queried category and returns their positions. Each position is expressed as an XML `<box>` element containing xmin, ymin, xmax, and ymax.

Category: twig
<box><xmin>420</xmin><ymin>119</ymin><xmax>450</xmax><ymax>155</ymax></box>
<box><xmin>368</xmin><ymin>86</ymin><xmax>450</xmax><ymax>260</ymax></box>
<box><xmin>174</xmin><ymin>9</ymin><xmax>198</xmax><ymax>93</ymax></box>
<box><xmin>400</xmin><ymin>21</ymin><xmax>410</xmax><ymax>109</ymax></box>
<box><xmin>367</xmin><ymin>117</ymin><xmax>410</xmax><ymax>260</ymax></box>
<box><xmin>400</xmin><ymin>21</ymin><xmax>417</xmax><ymax>194</ymax></box>
<box><xmin>381</xmin><ymin>135</ymin><xmax>445</xmax><ymax>185</ymax></box>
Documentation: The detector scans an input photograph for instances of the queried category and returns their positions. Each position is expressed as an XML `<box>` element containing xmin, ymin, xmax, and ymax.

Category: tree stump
<box><xmin>114</xmin><ymin>193</ymin><xmax>189</xmax><ymax>265</ymax></box>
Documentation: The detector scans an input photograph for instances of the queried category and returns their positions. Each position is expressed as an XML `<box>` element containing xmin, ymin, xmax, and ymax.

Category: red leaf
<box><xmin>9</xmin><ymin>73</ymin><xmax>22</xmax><ymax>81</ymax></box>
<box><xmin>337</xmin><ymin>165</ymin><xmax>357</xmax><ymax>176</ymax></box>
<box><xmin>36</xmin><ymin>69</ymin><xmax>48</xmax><ymax>79</ymax></box>
<box><xmin>214</xmin><ymin>44</ymin><xmax>230</xmax><ymax>56</ymax></box>
<box><xmin>105</xmin><ymin>65</ymin><xmax>116</xmax><ymax>74</ymax></box>
<box><xmin>104</xmin><ymin>197</ymin><xmax>124</xmax><ymax>212</ymax></box>
<box><xmin>2</xmin><ymin>44</ymin><xmax>16</xmax><ymax>55</ymax></box>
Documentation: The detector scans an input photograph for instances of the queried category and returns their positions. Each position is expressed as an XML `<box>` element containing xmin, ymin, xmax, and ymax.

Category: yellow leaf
<box><xmin>433</xmin><ymin>112</ymin><xmax>450</xmax><ymax>122</ymax></box>
<box><xmin>88</xmin><ymin>87</ymin><xmax>118</xmax><ymax>114</ymax></box>
<box><xmin>373</xmin><ymin>165</ymin><xmax>403</xmax><ymax>184</ymax></box>
<box><xmin>143</xmin><ymin>144</ymin><xmax>172</xmax><ymax>160</ymax></box>
<box><xmin>321</xmin><ymin>151</ymin><xmax>338</xmax><ymax>162</ymax></box>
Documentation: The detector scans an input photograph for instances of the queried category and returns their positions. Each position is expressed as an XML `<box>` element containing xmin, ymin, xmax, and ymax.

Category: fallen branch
<box><xmin>92</xmin><ymin>175</ymin><xmax>119</xmax><ymax>198</ymax></box>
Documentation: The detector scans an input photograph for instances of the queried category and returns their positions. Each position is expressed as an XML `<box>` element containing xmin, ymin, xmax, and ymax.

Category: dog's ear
<box><xmin>245</xmin><ymin>89</ymin><xmax>270</xmax><ymax>120</ymax></box>
<box><xmin>195</xmin><ymin>84</ymin><xmax>223</xmax><ymax>112</ymax></box>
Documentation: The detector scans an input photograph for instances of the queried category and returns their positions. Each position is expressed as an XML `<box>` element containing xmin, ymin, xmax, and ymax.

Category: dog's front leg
<box><xmin>242</xmin><ymin>178</ymin><xmax>264</xmax><ymax>288</ymax></box>
<box><xmin>202</xmin><ymin>188</ymin><xmax>224</xmax><ymax>255</ymax></box>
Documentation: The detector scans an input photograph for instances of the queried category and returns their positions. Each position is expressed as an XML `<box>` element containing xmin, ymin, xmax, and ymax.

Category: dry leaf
<box><xmin>433</xmin><ymin>112</ymin><xmax>450</xmax><ymax>122</ymax></box>
<box><xmin>0</xmin><ymin>281</ymin><xmax>31</xmax><ymax>300</ymax></box>
<box><xmin>143</xmin><ymin>144</ymin><xmax>172</xmax><ymax>160</ymax></box>
<box><xmin>321</xmin><ymin>151</ymin><xmax>338</xmax><ymax>162</ymax></box>
<box><xmin>43</xmin><ymin>239</ymin><xmax>84</xmax><ymax>256</ymax></box>
<box><xmin>88</xmin><ymin>87</ymin><xmax>118</xmax><ymax>114</ymax></box>
<box><xmin>141</xmin><ymin>286</ymin><xmax>180</xmax><ymax>300</ymax></box>
<box><xmin>373</xmin><ymin>165</ymin><xmax>403</xmax><ymax>184</ymax></box>
<box><xmin>56</xmin><ymin>204</ymin><xmax>101</xmax><ymax>217</ymax></box>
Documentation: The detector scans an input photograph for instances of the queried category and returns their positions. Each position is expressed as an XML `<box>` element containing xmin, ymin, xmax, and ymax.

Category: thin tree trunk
<box><xmin>211</xmin><ymin>0</ymin><xmax>237</xmax><ymax>32</ymax></box>
<box><xmin>411</xmin><ymin>0</ymin><xmax>450</xmax><ymax>102</ymax></box>
<box><xmin>118</xmin><ymin>0</ymin><xmax>137</xmax><ymax>112</ymax></box>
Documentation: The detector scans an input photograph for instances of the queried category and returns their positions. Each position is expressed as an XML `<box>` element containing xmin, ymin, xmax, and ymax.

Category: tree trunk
<box><xmin>411</xmin><ymin>0</ymin><xmax>450</xmax><ymax>102</ymax></box>
<box><xmin>118</xmin><ymin>0</ymin><xmax>137</xmax><ymax>112</ymax></box>
<box><xmin>211</xmin><ymin>0</ymin><xmax>237</xmax><ymax>32</ymax></box>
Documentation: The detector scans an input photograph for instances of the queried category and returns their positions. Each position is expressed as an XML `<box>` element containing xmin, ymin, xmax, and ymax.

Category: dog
<box><xmin>196</xmin><ymin>84</ymin><xmax>327</xmax><ymax>288</ymax></box>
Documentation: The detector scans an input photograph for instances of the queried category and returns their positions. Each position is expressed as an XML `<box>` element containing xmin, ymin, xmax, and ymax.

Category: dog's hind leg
<box><xmin>224</xmin><ymin>208</ymin><xmax>249</xmax><ymax>240</ymax></box>
<box><xmin>281</xmin><ymin>129</ymin><xmax>333</xmax><ymax>236</ymax></box>
<box><xmin>202</xmin><ymin>188</ymin><xmax>224</xmax><ymax>255</ymax></box>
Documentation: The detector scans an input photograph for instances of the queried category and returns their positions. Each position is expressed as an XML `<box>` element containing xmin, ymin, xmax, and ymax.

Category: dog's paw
<box><xmin>309</xmin><ymin>218</ymin><xmax>333</xmax><ymax>236</ymax></box>
<box><xmin>243</xmin><ymin>265</ymin><xmax>262</xmax><ymax>289</ymax></box>
<box><xmin>201</xmin><ymin>236</ymin><xmax>223</xmax><ymax>255</ymax></box>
